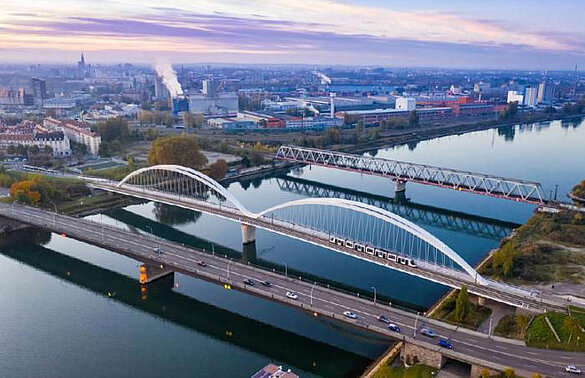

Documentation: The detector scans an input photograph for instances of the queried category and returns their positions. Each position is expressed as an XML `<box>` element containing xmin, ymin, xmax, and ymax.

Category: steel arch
<box><xmin>116</xmin><ymin>165</ymin><xmax>486</xmax><ymax>285</ymax></box>
<box><xmin>257</xmin><ymin>197</ymin><xmax>487</xmax><ymax>286</ymax></box>
<box><xmin>117</xmin><ymin>164</ymin><xmax>254</xmax><ymax>217</ymax></box>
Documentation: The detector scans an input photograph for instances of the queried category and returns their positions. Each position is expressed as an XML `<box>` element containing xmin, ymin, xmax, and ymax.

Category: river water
<box><xmin>0</xmin><ymin>118</ymin><xmax>583</xmax><ymax>377</ymax></box>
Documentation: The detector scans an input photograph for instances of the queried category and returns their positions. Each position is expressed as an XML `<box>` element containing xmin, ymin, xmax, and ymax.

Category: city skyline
<box><xmin>2</xmin><ymin>0</ymin><xmax>585</xmax><ymax>69</ymax></box>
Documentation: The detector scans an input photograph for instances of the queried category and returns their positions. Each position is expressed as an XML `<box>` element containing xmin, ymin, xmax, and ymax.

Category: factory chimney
<box><xmin>330</xmin><ymin>92</ymin><xmax>336</xmax><ymax>118</ymax></box>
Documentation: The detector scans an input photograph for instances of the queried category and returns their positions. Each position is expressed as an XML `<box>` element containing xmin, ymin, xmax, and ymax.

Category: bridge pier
<box><xmin>241</xmin><ymin>223</ymin><xmax>256</xmax><ymax>244</ymax></box>
<box><xmin>401</xmin><ymin>343</ymin><xmax>445</xmax><ymax>369</ymax></box>
<box><xmin>139</xmin><ymin>263</ymin><xmax>174</xmax><ymax>284</ymax></box>
<box><xmin>242</xmin><ymin>242</ymin><xmax>257</xmax><ymax>264</ymax></box>
<box><xmin>394</xmin><ymin>179</ymin><xmax>407</xmax><ymax>194</ymax></box>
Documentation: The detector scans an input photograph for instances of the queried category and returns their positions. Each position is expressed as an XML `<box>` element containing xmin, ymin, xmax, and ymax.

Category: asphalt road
<box><xmin>3</xmin><ymin>204</ymin><xmax>584</xmax><ymax>377</ymax></box>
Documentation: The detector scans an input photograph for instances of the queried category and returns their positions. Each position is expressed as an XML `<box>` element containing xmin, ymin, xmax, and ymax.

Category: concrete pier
<box><xmin>394</xmin><ymin>179</ymin><xmax>407</xmax><ymax>193</ymax></box>
<box><xmin>241</xmin><ymin>223</ymin><xmax>256</xmax><ymax>244</ymax></box>
<box><xmin>139</xmin><ymin>263</ymin><xmax>174</xmax><ymax>284</ymax></box>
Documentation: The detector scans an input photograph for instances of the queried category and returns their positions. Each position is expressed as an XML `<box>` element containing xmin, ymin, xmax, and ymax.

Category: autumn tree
<box><xmin>182</xmin><ymin>112</ymin><xmax>204</xmax><ymax>130</ymax></box>
<box><xmin>408</xmin><ymin>110</ymin><xmax>420</xmax><ymax>128</ymax></box>
<box><xmin>147</xmin><ymin>135</ymin><xmax>207</xmax><ymax>169</ymax></box>
<box><xmin>208</xmin><ymin>159</ymin><xmax>228</xmax><ymax>180</ymax></box>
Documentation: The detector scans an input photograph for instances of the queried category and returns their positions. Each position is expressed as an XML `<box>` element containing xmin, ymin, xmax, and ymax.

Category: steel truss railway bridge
<box><xmin>76</xmin><ymin>164</ymin><xmax>567</xmax><ymax>311</ymax></box>
<box><xmin>275</xmin><ymin>145</ymin><xmax>550</xmax><ymax>205</ymax></box>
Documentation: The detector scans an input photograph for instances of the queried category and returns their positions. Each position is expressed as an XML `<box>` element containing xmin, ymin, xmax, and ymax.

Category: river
<box><xmin>0</xmin><ymin>118</ymin><xmax>583</xmax><ymax>377</ymax></box>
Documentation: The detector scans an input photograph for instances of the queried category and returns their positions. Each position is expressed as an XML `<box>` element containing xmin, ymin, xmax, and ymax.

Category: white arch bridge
<box><xmin>86</xmin><ymin>165</ymin><xmax>541</xmax><ymax>308</ymax></box>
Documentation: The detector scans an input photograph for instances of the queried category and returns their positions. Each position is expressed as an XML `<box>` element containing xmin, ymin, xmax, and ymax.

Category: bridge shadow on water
<box><xmin>105</xmin><ymin>206</ymin><xmax>428</xmax><ymax>312</ymax></box>
<box><xmin>0</xmin><ymin>229</ymin><xmax>380</xmax><ymax>378</ymax></box>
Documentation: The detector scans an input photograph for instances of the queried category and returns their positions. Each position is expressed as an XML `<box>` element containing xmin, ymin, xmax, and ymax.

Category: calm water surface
<box><xmin>0</xmin><ymin>118</ymin><xmax>583</xmax><ymax>377</ymax></box>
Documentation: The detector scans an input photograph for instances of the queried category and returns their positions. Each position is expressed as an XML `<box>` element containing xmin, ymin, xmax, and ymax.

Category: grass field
<box><xmin>372</xmin><ymin>364</ymin><xmax>437</xmax><ymax>378</ymax></box>
<box><xmin>525</xmin><ymin>308</ymin><xmax>585</xmax><ymax>351</ymax></box>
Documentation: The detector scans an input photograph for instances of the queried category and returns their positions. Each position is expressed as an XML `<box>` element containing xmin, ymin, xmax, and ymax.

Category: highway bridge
<box><xmin>1</xmin><ymin>203</ymin><xmax>583</xmax><ymax>377</ymax></box>
<box><xmin>275</xmin><ymin>145</ymin><xmax>549</xmax><ymax>205</ymax></box>
<box><xmin>5</xmin><ymin>164</ymin><xmax>570</xmax><ymax>311</ymax></box>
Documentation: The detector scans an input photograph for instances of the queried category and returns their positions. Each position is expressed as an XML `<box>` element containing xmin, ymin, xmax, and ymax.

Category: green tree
<box><xmin>97</xmin><ymin>117</ymin><xmax>129</xmax><ymax>142</ymax></box>
<box><xmin>500</xmin><ymin>102</ymin><xmax>519</xmax><ymax>119</ymax></box>
<box><xmin>455</xmin><ymin>285</ymin><xmax>469</xmax><ymax>322</ymax></box>
<box><xmin>147</xmin><ymin>135</ymin><xmax>207</xmax><ymax>168</ymax></box>
<box><xmin>249</xmin><ymin>150</ymin><xmax>264</xmax><ymax>167</ymax></box>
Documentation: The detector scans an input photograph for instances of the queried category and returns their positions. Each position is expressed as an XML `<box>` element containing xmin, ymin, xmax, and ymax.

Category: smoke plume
<box><xmin>154</xmin><ymin>59</ymin><xmax>183</xmax><ymax>97</ymax></box>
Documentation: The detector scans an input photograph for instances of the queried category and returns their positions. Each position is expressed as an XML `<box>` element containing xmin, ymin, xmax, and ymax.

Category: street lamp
<box><xmin>310</xmin><ymin>282</ymin><xmax>317</xmax><ymax>306</ymax></box>
<box><xmin>50</xmin><ymin>201</ymin><xmax>57</xmax><ymax>225</ymax></box>
<box><xmin>283</xmin><ymin>262</ymin><xmax>288</xmax><ymax>278</ymax></box>
<box><xmin>146</xmin><ymin>225</ymin><xmax>153</xmax><ymax>236</ymax></box>
<box><xmin>227</xmin><ymin>260</ymin><xmax>233</xmax><ymax>279</ymax></box>
<box><xmin>414</xmin><ymin>312</ymin><xmax>419</xmax><ymax>338</ymax></box>
<box><xmin>371</xmin><ymin>286</ymin><xmax>377</xmax><ymax>306</ymax></box>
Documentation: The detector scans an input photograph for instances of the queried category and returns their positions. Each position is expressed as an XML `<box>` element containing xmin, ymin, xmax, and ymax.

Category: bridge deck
<box><xmin>0</xmin><ymin>203</ymin><xmax>582</xmax><ymax>377</ymax></box>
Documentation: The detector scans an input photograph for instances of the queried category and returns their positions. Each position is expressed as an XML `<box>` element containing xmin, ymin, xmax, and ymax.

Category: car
<box><xmin>377</xmin><ymin>315</ymin><xmax>390</xmax><ymax>323</ymax></box>
<box><xmin>261</xmin><ymin>280</ymin><xmax>272</xmax><ymax>287</ymax></box>
<box><xmin>243</xmin><ymin>279</ymin><xmax>255</xmax><ymax>286</ymax></box>
<box><xmin>286</xmin><ymin>291</ymin><xmax>298</xmax><ymax>300</ymax></box>
<box><xmin>153</xmin><ymin>247</ymin><xmax>162</xmax><ymax>254</ymax></box>
<box><xmin>388</xmin><ymin>323</ymin><xmax>401</xmax><ymax>333</ymax></box>
<box><xmin>420</xmin><ymin>327</ymin><xmax>438</xmax><ymax>338</ymax></box>
<box><xmin>196</xmin><ymin>260</ymin><xmax>207</xmax><ymax>267</ymax></box>
<box><xmin>438</xmin><ymin>339</ymin><xmax>453</xmax><ymax>349</ymax></box>
<box><xmin>343</xmin><ymin>311</ymin><xmax>357</xmax><ymax>319</ymax></box>
<box><xmin>566</xmin><ymin>365</ymin><xmax>582</xmax><ymax>374</ymax></box>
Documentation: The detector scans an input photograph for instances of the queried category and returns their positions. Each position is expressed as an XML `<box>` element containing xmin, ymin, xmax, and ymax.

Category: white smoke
<box><xmin>154</xmin><ymin>59</ymin><xmax>183</xmax><ymax>98</ymax></box>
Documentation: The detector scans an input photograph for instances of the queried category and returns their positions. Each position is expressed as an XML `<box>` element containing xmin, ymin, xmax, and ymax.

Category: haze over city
<box><xmin>2</xmin><ymin>0</ymin><xmax>585</xmax><ymax>68</ymax></box>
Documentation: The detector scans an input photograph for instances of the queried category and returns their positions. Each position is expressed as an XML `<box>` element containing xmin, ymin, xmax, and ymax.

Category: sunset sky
<box><xmin>1</xmin><ymin>0</ymin><xmax>584</xmax><ymax>68</ymax></box>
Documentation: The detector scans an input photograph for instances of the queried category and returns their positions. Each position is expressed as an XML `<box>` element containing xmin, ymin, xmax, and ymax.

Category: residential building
<box><xmin>507</xmin><ymin>90</ymin><xmax>524</xmax><ymax>104</ymax></box>
<box><xmin>43</xmin><ymin>117</ymin><xmax>101</xmax><ymax>156</ymax></box>
<box><xmin>524</xmin><ymin>86</ymin><xmax>538</xmax><ymax>107</ymax></box>
<box><xmin>395</xmin><ymin>97</ymin><xmax>416</xmax><ymax>111</ymax></box>
<box><xmin>31</xmin><ymin>78</ymin><xmax>47</xmax><ymax>108</ymax></box>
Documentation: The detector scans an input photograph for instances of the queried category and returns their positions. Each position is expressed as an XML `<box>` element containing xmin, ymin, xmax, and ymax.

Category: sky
<box><xmin>1</xmin><ymin>0</ymin><xmax>584</xmax><ymax>69</ymax></box>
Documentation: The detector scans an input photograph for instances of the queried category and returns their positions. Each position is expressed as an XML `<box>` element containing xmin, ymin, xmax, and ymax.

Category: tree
<box><xmin>564</xmin><ymin>316</ymin><xmax>582</xmax><ymax>344</ymax></box>
<box><xmin>97</xmin><ymin>117</ymin><xmax>129</xmax><ymax>142</ymax></box>
<box><xmin>408</xmin><ymin>110</ymin><xmax>420</xmax><ymax>128</ymax></box>
<box><xmin>147</xmin><ymin>135</ymin><xmax>208</xmax><ymax>168</ymax></box>
<box><xmin>183</xmin><ymin>112</ymin><xmax>204</xmax><ymax>130</ymax></box>
<box><xmin>500</xmin><ymin>102</ymin><xmax>519</xmax><ymax>119</ymax></box>
<box><xmin>29</xmin><ymin>145</ymin><xmax>40</xmax><ymax>155</ymax></box>
<box><xmin>43</xmin><ymin>145</ymin><xmax>53</xmax><ymax>155</ymax></box>
<box><xmin>249</xmin><ymin>150</ymin><xmax>264</xmax><ymax>167</ymax></box>
<box><xmin>480</xmin><ymin>369</ymin><xmax>490</xmax><ymax>378</ymax></box>
<box><xmin>503</xmin><ymin>367</ymin><xmax>516</xmax><ymax>378</ymax></box>
<box><xmin>455</xmin><ymin>285</ymin><xmax>469</xmax><ymax>322</ymax></box>
<box><xmin>208</xmin><ymin>159</ymin><xmax>228</xmax><ymax>180</ymax></box>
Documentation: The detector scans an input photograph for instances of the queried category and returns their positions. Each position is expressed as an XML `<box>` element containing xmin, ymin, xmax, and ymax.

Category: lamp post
<box><xmin>146</xmin><ymin>225</ymin><xmax>153</xmax><ymax>236</ymax></box>
<box><xmin>50</xmin><ymin>201</ymin><xmax>57</xmax><ymax>225</ymax></box>
<box><xmin>227</xmin><ymin>260</ymin><xmax>232</xmax><ymax>279</ymax></box>
<box><xmin>310</xmin><ymin>282</ymin><xmax>317</xmax><ymax>306</ymax></box>
<box><xmin>371</xmin><ymin>286</ymin><xmax>377</xmax><ymax>306</ymax></box>
<box><xmin>283</xmin><ymin>262</ymin><xmax>288</xmax><ymax>278</ymax></box>
<box><xmin>414</xmin><ymin>312</ymin><xmax>419</xmax><ymax>338</ymax></box>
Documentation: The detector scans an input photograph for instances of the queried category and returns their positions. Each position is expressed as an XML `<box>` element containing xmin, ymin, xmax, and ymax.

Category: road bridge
<box><xmin>74</xmin><ymin>164</ymin><xmax>574</xmax><ymax>310</ymax></box>
<box><xmin>275</xmin><ymin>145</ymin><xmax>548</xmax><ymax>205</ymax></box>
<box><xmin>4</xmin><ymin>163</ymin><xmax>572</xmax><ymax>311</ymax></box>
<box><xmin>1</xmin><ymin>203</ymin><xmax>582</xmax><ymax>377</ymax></box>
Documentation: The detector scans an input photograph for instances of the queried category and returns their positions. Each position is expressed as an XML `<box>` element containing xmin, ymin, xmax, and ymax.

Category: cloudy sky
<box><xmin>1</xmin><ymin>0</ymin><xmax>584</xmax><ymax>68</ymax></box>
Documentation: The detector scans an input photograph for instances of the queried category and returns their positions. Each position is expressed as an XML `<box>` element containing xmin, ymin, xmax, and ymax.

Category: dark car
<box><xmin>377</xmin><ymin>315</ymin><xmax>390</xmax><ymax>323</ymax></box>
<box><xmin>438</xmin><ymin>339</ymin><xmax>453</xmax><ymax>349</ymax></box>
<box><xmin>420</xmin><ymin>327</ymin><xmax>437</xmax><ymax>338</ymax></box>
<box><xmin>261</xmin><ymin>280</ymin><xmax>272</xmax><ymax>287</ymax></box>
<box><xmin>243</xmin><ymin>279</ymin><xmax>255</xmax><ymax>286</ymax></box>
<box><xmin>388</xmin><ymin>323</ymin><xmax>401</xmax><ymax>333</ymax></box>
